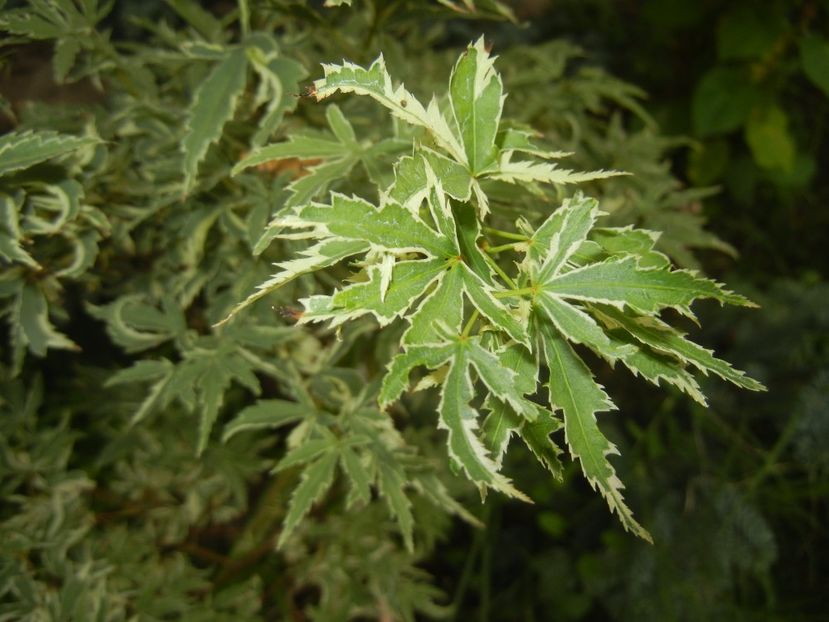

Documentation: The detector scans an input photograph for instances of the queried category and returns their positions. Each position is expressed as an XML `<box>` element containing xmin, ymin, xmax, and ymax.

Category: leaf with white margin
<box><xmin>216</xmin><ymin>238</ymin><xmax>368</xmax><ymax>326</ymax></box>
<box><xmin>449</xmin><ymin>37</ymin><xmax>504</xmax><ymax>174</ymax></box>
<box><xmin>481</xmin><ymin>342</ymin><xmax>536</xmax><ymax>466</ymax></box>
<box><xmin>182</xmin><ymin>47</ymin><xmax>248</xmax><ymax>192</ymax></box>
<box><xmin>540</xmin><ymin>256</ymin><xmax>754</xmax><ymax>318</ymax></box>
<box><xmin>466</xmin><ymin>339</ymin><xmax>536</xmax><ymax>420</ymax></box>
<box><xmin>440</xmin><ymin>341</ymin><xmax>528</xmax><ymax>499</ymax></box>
<box><xmin>609</xmin><ymin>337</ymin><xmax>708</xmax><ymax>405</ymax></box>
<box><xmin>379</xmin><ymin>339</ymin><xmax>529</xmax><ymax>500</ymax></box>
<box><xmin>14</xmin><ymin>284</ymin><xmax>77</xmax><ymax>356</ymax></box>
<box><xmin>535</xmin><ymin>292</ymin><xmax>633</xmax><ymax>363</ymax></box>
<box><xmin>389</xmin><ymin>150</ymin><xmax>472</xmax><ymax>211</ymax></box>
<box><xmin>490</xmin><ymin>159</ymin><xmax>625</xmax><ymax>187</ymax></box>
<box><xmin>0</xmin><ymin>193</ymin><xmax>39</xmax><ymax>268</ymax></box>
<box><xmin>461</xmin><ymin>264</ymin><xmax>529</xmax><ymax>347</ymax></box>
<box><xmin>0</xmin><ymin>130</ymin><xmax>98</xmax><ymax>177</ymax></box>
<box><xmin>277</xmin><ymin>452</ymin><xmax>338</xmax><ymax>549</ymax></box>
<box><xmin>403</xmin><ymin>263</ymin><xmax>464</xmax><ymax>346</ymax></box>
<box><xmin>539</xmin><ymin>320</ymin><xmax>652</xmax><ymax>542</ymax></box>
<box><xmin>535</xmin><ymin>193</ymin><xmax>601</xmax><ymax>281</ymax></box>
<box><xmin>593</xmin><ymin>305</ymin><xmax>766</xmax><ymax>392</ymax></box>
<box><xmin>313</xmin><ymin>55</ymin><xmax>467</xmax><ymax>164</ymax></box>
<box><xmin>299</xmin><ymin>258</ymin><xmax>446</xmax><ymax>327</ymax></box>
<box><xmin>281</xmin><ymin>193</ymin><xmax>455</xmax><ymax>258</ymax></box>
<box><xmin>222</xmin><ymin>399</ymin><xmax>309</xmax><ymax>442</ymax></box>
<box><xmin>376</xmin><ymin>460</ymin><xmax>415</xmax><ymax>552</ymax></box>
<box><xmin>498</xmin><ymin>126</ymin><xmax>572</xmax><ymax>160</ymax></box>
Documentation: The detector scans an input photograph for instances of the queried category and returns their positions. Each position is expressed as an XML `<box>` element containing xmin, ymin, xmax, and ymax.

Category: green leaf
<box><xmin>313</xmin><ymin>55</ymin><xmax>467</xmax><ymax>164</ymax></box>
<box><xmin>304</xmin><ymin>258</ymin><xmax>446</xmax><ymax>327</ymax></box>
<box><xmin>379</xmin><ymin>344</ymin><xmax>455</xmax><ymax>407</ymax></box>
<box><xmin>250</xmin><ymin>57</ymin><xmax>308</xmax><ymax>148</ymax></box>
<box><xmin>282</xmin><ymin>193</ymin><xmax>456</xmax><ymax>258</ymax></box>
<box><xmin>498</xmin><ymin>126</ymin><xmax>571</xmax><ymax>160</ymax></box>
<box><xmin>453</xmin><ymin>201</ymin><xmax>493</xmax><ymax>283</ymax></box>
<box><xmin>53</xmin><ymin>36</ymin><xmax>80</xmax><ymax>82</ymax></box>
<box><xmin>461</xmin><ymin>265</ymin><xmax>529</xmax><ymax>346</ymax></box>
<box><xmin>165</xmin><ymin>0</ymin><xmax>223</xmax><ymax>40</ymax></box>
<box><xmin>380</xmin><ymin>337</ymin><xmax>529</xmax><ymax>500</ymax></box>
<box><xmin>520</xmin><ymin>405</ymin><xmax>565</xmax><ymax>479</ymax></box>
<box><xmin>389</xmin><ymin>151</ymin><xmax>472</xmax><ymax>210</ymax></box>
<box><xmin>534</xmin><ymin>193</ymin><xmax>601</xmax><ymax>280</ymax></box>
<box><xmin>590</xmin><ymin>227</ymin><xmax>671</xmax><ymax>269</ymax></box>
<box><xmin>278</xmin><ymin>452</ymin><xmax>338</xmax><ymax>548</ymax></box>
<box><xmin>800</xmin><ymin>34</ymin><xmax>829</xmax><ymax>97</ymax></box>
<box><xmin>106</xmin><ymin>359</ymin><xmax>173</xmax><ymax>386</ymax></box>
<box><xmin>717</xmin><ymin>6</ymin><xmax>784</xmax><ymax>60</ymax></box>
<box><xmin>535</xmin><ymin>293</ymin><xmax>632</xmax><ymax>363</ymax></box>
<box><xmin>745</xmin><ymin>104</ymin><xmax>795</xmax><ymax>171</ymax></box>
<box><xmin>449</xmin><ymin>37</ymin><xmax>503</xmax><ymax>174</ymax></box>
<box><xmin>488</xmin><ymin>159</ymin><xmax>624</xmax><ymax>188</ymax></box>
<box><xmin>236</xmin><ymin>104</ymin><xmax>405</xmax><ymax>207</ymax></box>
<box><xmin>439</xmin><ymin>340</ymin><xmax>527</xmax><ymax>499</ymax></box>
<box><xmin>402</xmin><ymin>263</ymin><xmax>465</xmax><ymax>346</ymax></box>
<box><xmin>539</xmin><ymin>321</ymin><xmax>651</xmax><ymax>542</ymax></box>
<box><xmin>540</xmin><ymin>256</ymin><xmax>753</xmax><ymax>318</ymax></box>
<box><xmin>692</xmin><ymin>67</ymin><xmax>760</xmax><ymax>137</ymax></box>
<box><xmin>376</xmin><ymin>460</ymin><xmax>415</xmax><ymax>551</ymax></box>
<box><xmin>0</xmin><ymin>8</ymin><xmax>63</xmax><ymax>38</ymax></box>
<box><xmin>0</xmin><ymin>194</ymin><xmax>39</xmax><ymax>268</ymax></box>
<box><xmin>222</xmin><ymin>399</ymin><xmax>308</xmax><ymax>442</ymax></box>
<box><xmin>339</xmin><ymin>447</ymin><xmax>372</xmax><ymax>507</ymax></box>
<box><xmin>235</xmin><ymin>111</ymin><xmax>354</xmax><ymax>169</ymax></box>
<box><xmin>594</xmin><ymin>305</ymin><xmax>766</xmax><ymax>392</ymax></box>
<box><xmin>181</xmin><ymin>48</ymin><xmax>248</xmax><ymax>192</ymax></box>
<box><xmin>216</xmin><ymin>238</ymin><xmax>369</xmax><ymax>326</ymax></box>
<box><xmin>16</xmin><ymin>284</ymin><xmax>77</xmax><ymax>356</ymax></box>
<box><xmin>610</xmin><ymin>336</ymin><xmax>707</xmax><ymax>405</ymax></box>
<box><xmin>274</xmin><ymin>438</ymin><xmax>335</xmax><ymax>472</ymax></box>
<box><xmin>0</xmin><ymin>130</ymin><xmax>97</xmax><ymax>177</ymax></box>
<box><xmin>196</xmin><ymin>362</ymin><xmax>229</xmax><ymax>454</ymax></box>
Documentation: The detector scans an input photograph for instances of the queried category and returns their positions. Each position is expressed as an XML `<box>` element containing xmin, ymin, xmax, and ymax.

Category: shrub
<box><xmin>0</xmin><ymin>1</ymin><xmax>764</xmax><ymax>618</ymax></box>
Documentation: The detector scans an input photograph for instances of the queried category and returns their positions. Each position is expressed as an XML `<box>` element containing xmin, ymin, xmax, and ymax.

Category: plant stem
<box><xmin>238</xmin><ymin>0</ymin><xmax>250</xmax><ymax>37</ymax></box>
<box><xmin>486</xmin><ymin>241</ymin><xmax>523</xmax><ymax>254</ymax></box>
<box><xmin>461</xmin><ymin>310</ymin><xmax>480</xmax><ymax>339</ymax></box>
<box><xmin>482</xmin><ymin>252</ymin><xmax>517</xmax><ymax>289</ymax></box>
<box><xmin>493</xmin><ymin>287</ymin><xmax>535</xmax><ymax>299</ymax></box>
<box><xmin>484</xmin><ymin>227</ymin><xmax>528</xmax><ymax>242</ymax></box>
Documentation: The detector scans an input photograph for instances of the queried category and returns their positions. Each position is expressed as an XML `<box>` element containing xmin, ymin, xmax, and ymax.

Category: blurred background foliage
<box><xmin>0</xmin><ymin>0</ymin><xmax>826</xmax><ymax>620</ymax></box>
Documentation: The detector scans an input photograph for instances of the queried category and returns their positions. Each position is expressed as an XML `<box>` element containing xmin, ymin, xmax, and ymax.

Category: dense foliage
<box><xmin>1</xmin><ymin>1</ymin><xmax>825</xmax><ymax>620</ymax></box>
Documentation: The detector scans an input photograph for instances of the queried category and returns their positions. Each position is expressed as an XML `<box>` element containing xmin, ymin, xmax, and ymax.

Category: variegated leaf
<box><xmin>449</xmin><ymin>37</ymin><xmax>504</xmax><ymax>174</ymax></box>
<box><xmin>313</xmin><ymin>55</ymin><xmax>466</xmax><ymax>164</ymax></box>
<box><xmin>539</xmin><ymin>320</ymin><xmax>652</xmax><ymax>542</ymax></box>
<box><xmin>182</xmin><ymin>47</ymin><xmax>248</xmax><ymax>192</ymax></box>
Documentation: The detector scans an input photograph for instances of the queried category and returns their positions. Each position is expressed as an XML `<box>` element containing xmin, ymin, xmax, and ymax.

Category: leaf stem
<box><xmin>483</xmin><ymin>227</ymin><xmax>528</xmax><ymax>242</ymax></box>
<box><xmin>461</xmin><ymin>310</ymin><xmax>480</xmax><ymax>339</ymax></box>
<box><xmin>486</xmin><ymin>241</ymin><xmax>523</xmax><ymax>254</ymax></box>
<box><xmin>238</xmin><ymin>0</ymin><xmax>250</xmax><ymax>37</ymax></box>
<box><xmin>493</xmin><ymin>287</ymin><xmax>535</xmax><ymax>299</ymax></box>
<box><xmin>482</xmin><ymin>252</ymin><xmax>517</xmax><ymax>289</ymax></box>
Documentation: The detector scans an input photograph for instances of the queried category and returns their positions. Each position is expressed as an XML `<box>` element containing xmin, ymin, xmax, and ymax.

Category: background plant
<box><xmin>0</xmin><ymin>1</ymin><xmax>824</xmax><ymax>620</ymax></box>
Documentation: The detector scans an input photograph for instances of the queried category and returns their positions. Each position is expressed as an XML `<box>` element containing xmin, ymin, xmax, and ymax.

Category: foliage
<box><xmin>0</xmin><ymin>0</ymin><xmax>801</xmax><ymax>620</ymax></box>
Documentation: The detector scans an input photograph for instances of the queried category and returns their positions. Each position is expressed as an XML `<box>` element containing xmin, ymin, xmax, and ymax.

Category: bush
<box><xmin>0</xmin><ymin>1</ymin><xmax>783</xmax><ymax>619</ymax></box>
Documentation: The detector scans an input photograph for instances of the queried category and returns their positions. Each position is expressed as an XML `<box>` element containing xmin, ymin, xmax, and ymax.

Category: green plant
<box><xmin>0</xmin><ymin>1</ymin><xmax>770</xmax><ymax>619</ymax></box>
<box><xmin>222</xmin><ymin>38</ymin><xmax>763</xmax><ymax>544</ymax></box>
